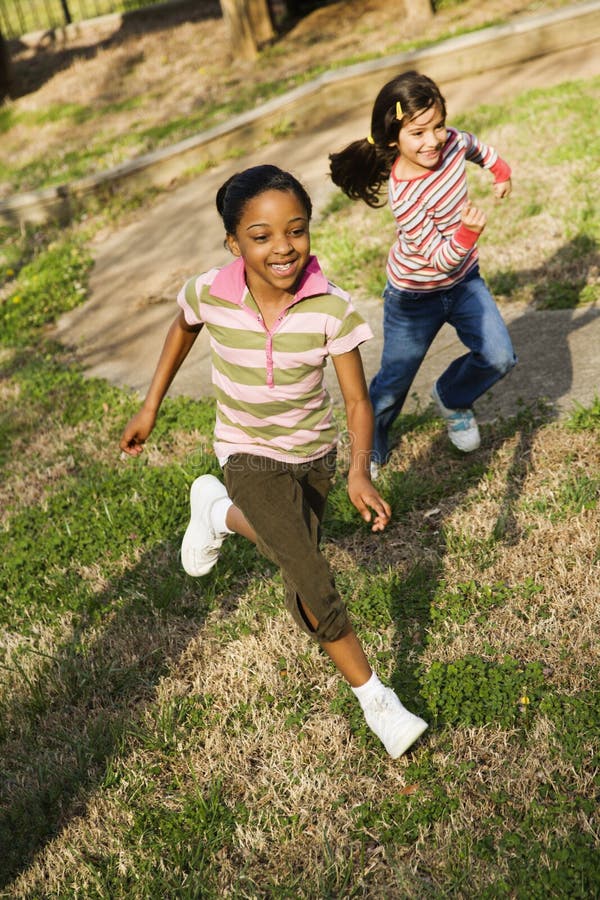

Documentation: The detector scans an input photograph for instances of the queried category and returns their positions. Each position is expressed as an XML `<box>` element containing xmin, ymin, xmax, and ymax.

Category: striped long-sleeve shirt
<box><xmin>177</xmin><ymin>255</ymin><xmax>373</xmax><ymax>464</ymax></box>
<box><xmin>386</xmin><ymin>127</ymin><xmax>511</xmax><ymax>292</ymax></box>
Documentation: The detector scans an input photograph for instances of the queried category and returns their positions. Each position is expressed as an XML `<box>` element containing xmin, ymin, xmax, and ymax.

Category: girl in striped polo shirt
<box><xmin>329</xmin><ymin>70</ymin><xmax>517</xmax><ymax>475</ymax></box>
<box><xmin>120</xmin><ymin>165</ymin><xmax>428</xmax><ymax>759</ymax></box>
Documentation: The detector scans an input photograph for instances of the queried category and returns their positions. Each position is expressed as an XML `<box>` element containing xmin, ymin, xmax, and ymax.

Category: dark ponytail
<box><xmin>329</xmin><ymin>70</ymin><xmax>446</xmax><ymax>207</ymax></box>
<box><xmin>329</xmin><ymin>139</ymin><xmax>396</xmax><ymax>208</ymax></box>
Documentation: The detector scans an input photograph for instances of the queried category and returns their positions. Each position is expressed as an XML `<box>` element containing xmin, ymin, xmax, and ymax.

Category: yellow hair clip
<box><xmin>396</xmin><ymin>101</ymin><xmax>404</xmax><ymax>120</ymax></box>
<box><xmin>367</xmin><ymin>135</ymin><xmax>375</xmax><ymax>145</ymax></box>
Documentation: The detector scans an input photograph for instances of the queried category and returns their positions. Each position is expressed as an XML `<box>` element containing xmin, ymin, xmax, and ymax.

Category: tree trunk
<box><xmin>404</xmin><ymin>0</ymin><xmax>434</xmax><ymax>24</ymax></box>
<box><xmin>220</xmin><ymin>0</ymin><xmax>258</xmax><ymax>60</ymax></box>
<box><xmin>247</xmin><ymin>0</ymin><xmax>275</xmax><ymax>44</ymax></box>
<box><xmin>220</xmin><ymin>0</ymin><xmax>275</xmax><ymax>61</ymax></box>
<box><xmin>0</xmin><ymin>31</ymin><xmax>11</xmax><ymax>103</ymax></box>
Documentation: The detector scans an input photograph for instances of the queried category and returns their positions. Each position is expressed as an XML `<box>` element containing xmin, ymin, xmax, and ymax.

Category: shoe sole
<box><xmin>432</xmin><ymin>385</ymin><xmax>480</xmax><ymax>452</ymax></box>
<box><xmin>448</xmin><ymin>431</ymin><xmax>481</xmax><ymax>452</ymax></box>
<box><xmin>387</xmin><ymin>717</ymin><xmax>428</xmax><ymax>759</ymax></box>
<box><xmin>181</xmin><ymin>475</ymin><xmax>227</xmax><ymax>576</ymax></box>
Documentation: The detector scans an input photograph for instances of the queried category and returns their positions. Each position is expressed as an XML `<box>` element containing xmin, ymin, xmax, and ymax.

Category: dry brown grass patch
<box><xmin>420</xmin><ymin>423</ymin><xmax>599</xmax><ymax>689</ymax></box>
<box><xmin>4</xmin><ymin>605</ymin><xmax>424</xmax><ymax>895</ymax></box>
<box><xmin>3</xmin><ymin>409</ymin><xmax>597</xmax><ymax>893</ymax></box>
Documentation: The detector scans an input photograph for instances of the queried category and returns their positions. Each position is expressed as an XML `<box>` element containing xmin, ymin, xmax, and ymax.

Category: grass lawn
<box><xmin>0</xmin><ymin>74</ymin><xmax>599</xmax><ymax>898</ymax></box>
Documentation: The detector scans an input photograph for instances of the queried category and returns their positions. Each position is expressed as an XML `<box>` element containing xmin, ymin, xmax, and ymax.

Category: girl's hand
<box><xmin>461</xmin><ymin>199</ymin><xmax>486</xmax><ymax>234</ymax></box>
<box><xmin>119</xmin><ymin>407</ymin><xmax>157</xmax><ymax>457</ymax></box>
<box><xmin>494</xmin><ymin>178</ymin><xmax>512</xmax><ymax>200</ymax></box>
<box><xmin>348</xmin><ymin>472</ymin><xmax>392</xmax><ymax>533</ymax></box>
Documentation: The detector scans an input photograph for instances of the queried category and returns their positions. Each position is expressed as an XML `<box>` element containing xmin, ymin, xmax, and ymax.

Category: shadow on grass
<box><xmin>365</xmin><ymin>401</ymin><xmax>553</xmax><ymax>720</ymax></box>
<box><xmin>0</xmin><ymin>396</ymin><xmax>573</xmax><ymax>887</ymax></box>
<box><xmin>488</xmin><ymin>233</ymin><xmax>599</xmax><ymax>312</ymax></box>
<box><xmin>479</xmin><ymin>234</ymin><xmax>599</xmax><ymax>426</ymax></box>
<box><xmin>0</xmin><ymin>532</ymin><xmax>263</xmax><ymax>888</ymax></box>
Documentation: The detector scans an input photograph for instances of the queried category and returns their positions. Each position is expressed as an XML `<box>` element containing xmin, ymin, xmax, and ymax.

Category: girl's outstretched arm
<box><xmin>120</xmin><ymin>310</ymin><xmax>203</xmax><ymax>456</ymax></box>
<box><xmin>332</xmin><ymin>348</ymin><xmax>391</xmax><ymax>532</ymax></box>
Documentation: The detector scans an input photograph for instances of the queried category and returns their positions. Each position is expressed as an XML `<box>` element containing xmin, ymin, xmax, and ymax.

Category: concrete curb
<box><xmin>1</xmin><ymin>0</ymin><xmax>599</xmax><ymax>227</ymax></box>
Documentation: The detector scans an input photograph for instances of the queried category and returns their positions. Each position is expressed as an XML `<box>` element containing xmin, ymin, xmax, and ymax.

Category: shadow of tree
<box><xmin>383</xmin><ymin>406</ymin><xmax>552</xmax><ymax>720</ymax></box>
<box><xmin>488</xmin><ymin>233</ymin><xmax>599</xmax><ymax>312</ymax></box>
<box><xmin>532</xmin><ymin>234</ymin><xmax>599</xmax><ymax>310</ymax></box>
<box><xmin>0</xmin><ymin>531</ymin><xmax>265</xmax><ymax>887</ymax></box>
<box><xmin>324</xmin><ymin>411</ymin><xmax>519</xmax><ymax>715</ymax></box>
<box><xmin>480</xmin><ymin>235</ymin><xmax>599</xmax><ymax>539</ymax></box>
<box><xmin>6</xmin><ymin>0</ymin><xmax>221</xmax><ymax>99</ymax></box>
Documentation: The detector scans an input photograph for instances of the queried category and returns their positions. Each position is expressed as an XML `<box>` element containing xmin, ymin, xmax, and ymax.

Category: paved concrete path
<box><xmin>54</xmin><ymin>38</ymin><xmax>600</xmax><ymax>421</ymax></box>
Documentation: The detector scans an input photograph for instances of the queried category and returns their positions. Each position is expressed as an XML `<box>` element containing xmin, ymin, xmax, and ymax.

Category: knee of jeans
<box><xmin>371</xmin><ymin>386</ymin><xmax>411</xmax><ymax>418</ymax></box>
<box><xmin>371</xmin><ymin>391</ymin><xmax>397</xmax><ymax>415</ymax></box>
<box><xmin>495</xmin><ymin>349</ymin><xmax>517</xmax><ymax>376</ymax></box>
<box><xmin>484</xmin><ymin>343</ymin><xmax>516</xmax><ymax>376</ymax></box>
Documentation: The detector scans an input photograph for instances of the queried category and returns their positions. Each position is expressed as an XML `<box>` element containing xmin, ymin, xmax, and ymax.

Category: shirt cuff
<box><xmin>490</xmin><ymin>157</ymin><xmax>511</xmax><ymax>183</ymax></box>
<box><xmin>453</xmin><ymin>224</ymin><xmax>480</xmax><ymax>250</ymax></box>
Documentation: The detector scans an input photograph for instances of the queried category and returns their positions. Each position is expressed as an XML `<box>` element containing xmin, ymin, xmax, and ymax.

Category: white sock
<box><xmin>210</xmin><ymin>496</ymin><xmax>234</xmax><ymax>535</ymax></box>
<box><xmin>351</xmin><ymin>670</ymin><xmax>384</xmax><ymax>706</ymax></box>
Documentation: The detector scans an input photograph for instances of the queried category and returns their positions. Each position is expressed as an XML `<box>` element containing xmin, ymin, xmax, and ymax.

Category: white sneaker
<box><xmin>181</xmin><ymin>475</ymin><xmax>228</xmax><ymax>576</ymax></box>
<box><xmin>431</xmin><ymin>383</ymin><xmax>480</xmax><ymax>452</ymax></box>
<box><xmin>362</xmin><ymin>687</ymin><xmax>428</xmax><ymax>759</ymax></box>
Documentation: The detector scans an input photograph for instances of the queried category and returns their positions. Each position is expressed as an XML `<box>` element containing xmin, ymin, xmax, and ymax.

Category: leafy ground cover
<box><xmin>0</xmin><ymin>0</ymin><xmax>577</xmax><ymax>199</ymax></box>
<box><xmin>1</xmin><ymin>22</ymin><xmax>599</xmax><ymax>900</ymax></box>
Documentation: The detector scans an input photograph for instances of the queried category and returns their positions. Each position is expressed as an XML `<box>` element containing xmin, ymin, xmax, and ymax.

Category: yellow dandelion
<box><xmin>519</xmin><ymin>695</ymin><xmax>530</xmax><ymax>705</ymax></box>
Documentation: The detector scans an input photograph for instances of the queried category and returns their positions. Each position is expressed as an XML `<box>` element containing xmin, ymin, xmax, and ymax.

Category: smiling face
<box><xmin>227</xmin><ymin>188</ymin><xmax>311</xmax><ymax>301</ymax></box>
<box><xmin>394</xmin><ymin>102</ymin><xmax>448</xmax><ymax>178</ymax></box>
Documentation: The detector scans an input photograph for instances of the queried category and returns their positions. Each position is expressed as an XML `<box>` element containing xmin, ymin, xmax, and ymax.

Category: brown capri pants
<box><xmin>223</xmin><ymin>452</ymin><xmax>352</xmax><ymax>643</ymax></box>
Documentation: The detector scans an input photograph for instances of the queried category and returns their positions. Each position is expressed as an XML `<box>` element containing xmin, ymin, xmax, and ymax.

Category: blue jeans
<box><xmin>369</xmin><ymin>267</ymin><xmax>516</xmax><ymax>464</ymax></box>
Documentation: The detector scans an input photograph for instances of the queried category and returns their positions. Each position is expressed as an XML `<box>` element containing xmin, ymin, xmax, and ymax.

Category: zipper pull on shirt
<box><xmin>266</xmin><ymin>334</ymin><xmax>274</xmax><ymax>388</ymax></box>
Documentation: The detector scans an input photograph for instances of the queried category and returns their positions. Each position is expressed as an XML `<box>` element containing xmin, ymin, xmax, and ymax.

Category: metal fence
<box><xmin>0</xmin><ymin>0</ymin><xmax>170</xmax><ymax>39</ymax></box>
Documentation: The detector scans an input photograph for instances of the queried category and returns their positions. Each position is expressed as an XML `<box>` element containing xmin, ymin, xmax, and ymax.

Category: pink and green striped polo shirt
<box><xmin>177</xmin><ymin>255</ymin><xmax>373</xmax><ymax>463</ymax></box>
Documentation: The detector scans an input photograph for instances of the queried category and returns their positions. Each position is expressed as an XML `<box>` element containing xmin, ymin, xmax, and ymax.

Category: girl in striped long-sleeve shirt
<box><xmin>329</xmin><ymin>71</ymin><xmax>517</xmax><ymax>474</ymax></box>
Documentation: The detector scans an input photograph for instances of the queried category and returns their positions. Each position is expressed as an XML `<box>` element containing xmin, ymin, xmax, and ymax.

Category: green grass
<box><xmin>567</xmin><ymin>396</ymin><xmax>600</xmax><ymax>431</ymax></box>
<box><xmin>1</xmin><ymin>77</ymin><xmax>599</xmax><ymax>897</ymax></box>
<box><xmin>0</xmin><ymin>236</ymin><xmax>92</xmax><ymax>345</ymax></box>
